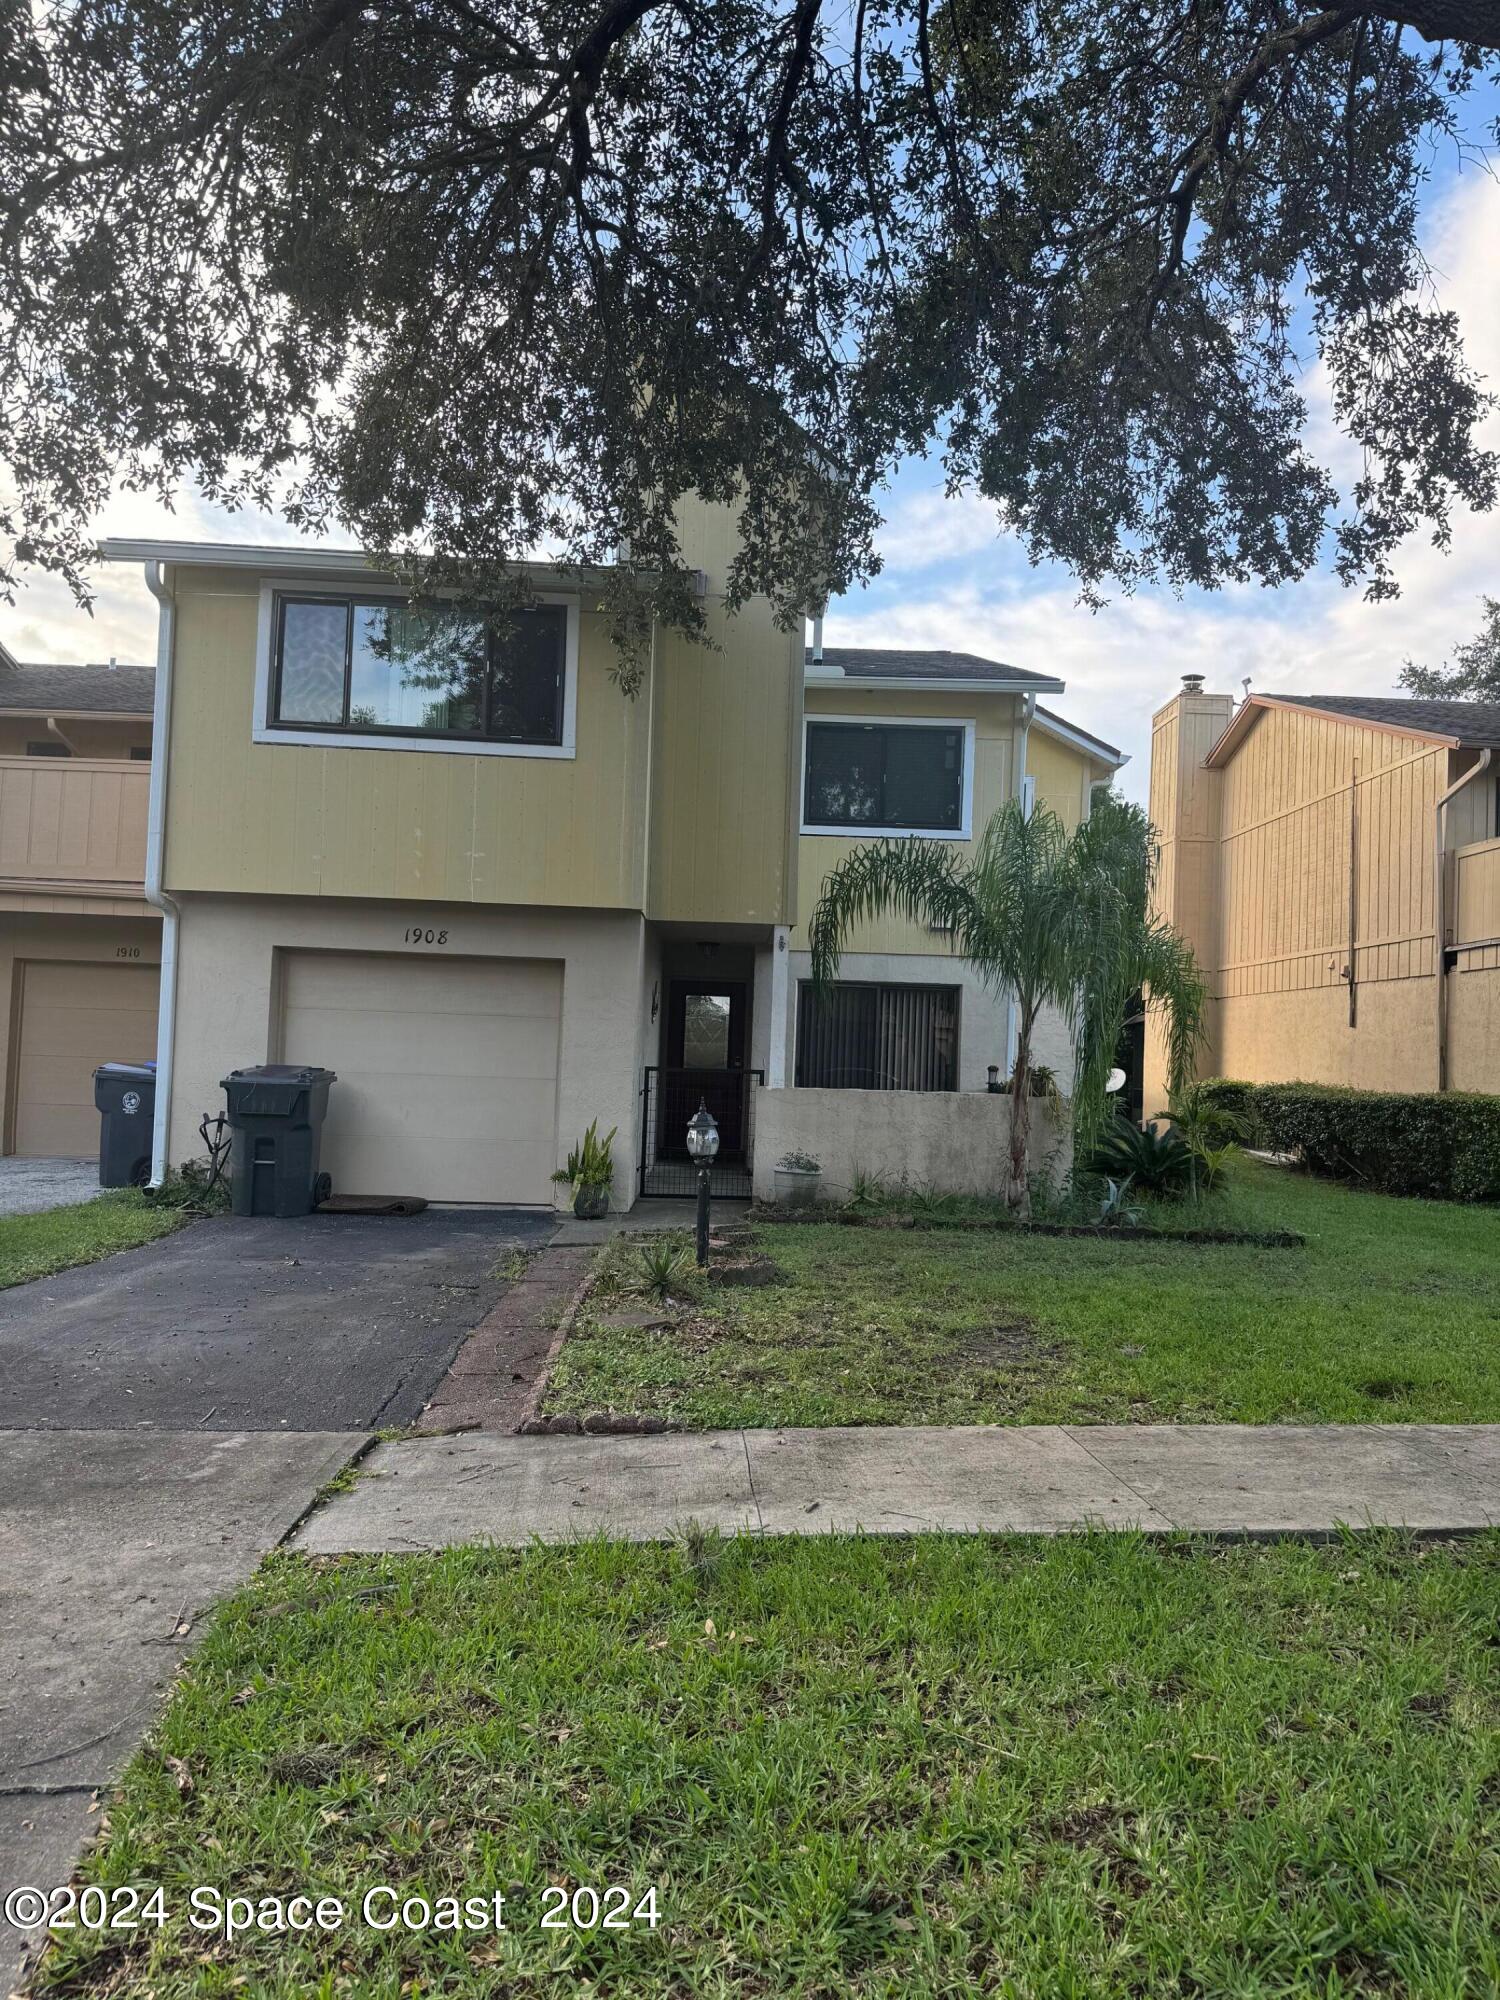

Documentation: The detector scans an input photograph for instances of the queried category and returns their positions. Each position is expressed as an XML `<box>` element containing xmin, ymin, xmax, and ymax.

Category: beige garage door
<box><xmin>12</xmin><ymin>960</ymin><xmax>160</xmax><ymax>1157</ymax></box>
<box><xmin>280</xmin><ymin>951</ymin><xmax>562</xmax><ymax>1203</ymax></box>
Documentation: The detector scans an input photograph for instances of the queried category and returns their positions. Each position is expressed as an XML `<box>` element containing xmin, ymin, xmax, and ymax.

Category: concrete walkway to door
<box><xmin>296</xmin><ymin>1421</ymin><xmax>1500</xmax><ymax>1552</ymax></box>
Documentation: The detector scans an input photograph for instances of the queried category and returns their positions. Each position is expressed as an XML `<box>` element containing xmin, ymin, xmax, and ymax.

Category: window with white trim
<box><xmin>803</xmin><ymin>719</ymin><xmax>967</xmax><ymax>833</ymax></box>
<box><xmin>269</xmin><ymin>595</ymin><xmax>566</xmax><ymax>746</ymax></box>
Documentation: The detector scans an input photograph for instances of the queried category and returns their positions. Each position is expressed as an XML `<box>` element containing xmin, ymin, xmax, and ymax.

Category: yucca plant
<box><xmin>637</xmin><ymin>1240</ymin><xmax>691</xmax><ymax>1302</ymax></box>
<box><xmin>1086</xmin><ymin>1117</ymin><xmax>1195</xmax><ymax>1198</ymax></box>
<box><xmin>809</xmin><ymin>795</ymin><xmax>1206</xmax><ymax>1213</ymax></box>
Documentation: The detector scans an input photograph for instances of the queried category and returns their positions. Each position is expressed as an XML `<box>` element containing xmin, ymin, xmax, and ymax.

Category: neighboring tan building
<box><xmin>0</xmin><ymin>641</ymin><xmax>160</xmax><ymax>1158</ymax></box>
<box><xmin>97</xmin><ymin>514</ymin><xmax>1120</xmax><ymax>1209</ymax></box>
<box><xmin>1145</xmin><ymin>678</ymin><xmax>1500</xmax><ymax>1111</ymax></box>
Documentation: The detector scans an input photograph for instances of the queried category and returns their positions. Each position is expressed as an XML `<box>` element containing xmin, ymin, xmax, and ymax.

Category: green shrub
<box><xmin>1086</xmin><ymin>1117</ymin><xmax>1194</xmax><ymax>1198</ymax></box>
<box><xmin>1197</xmin><ymin>1079</ymin><xmax>1500</xmax><ymax>1202</ymax></box>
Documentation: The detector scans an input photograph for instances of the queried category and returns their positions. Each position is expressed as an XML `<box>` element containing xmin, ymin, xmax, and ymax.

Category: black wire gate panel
<box><xmin>638</xmin><ymin>1068</ymin><xmax>763</xmax><ymax>1198</ymax></box>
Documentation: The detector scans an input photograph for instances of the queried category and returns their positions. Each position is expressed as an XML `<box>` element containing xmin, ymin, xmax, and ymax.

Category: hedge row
<box><xmin>1198</xmin><ymin>1079</ymin><xmax>1500</xmax><ymax>1203</ymax></box>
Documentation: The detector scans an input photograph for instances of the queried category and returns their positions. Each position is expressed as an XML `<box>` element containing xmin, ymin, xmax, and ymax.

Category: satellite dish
<box><xmin>1105</xmin><ymin>1067</ymin><xmax>1126</xmax><ymax>1094</ymax></box>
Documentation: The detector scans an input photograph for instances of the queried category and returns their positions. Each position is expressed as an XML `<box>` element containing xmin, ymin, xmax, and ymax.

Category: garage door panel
<box><xmin>280</xmin><ymin>950</ymin><xmax>562</xmax><ymax>1203</ymax></box>
<box><xmin>12</xmin><ymin>960</ymin><xmax>160</xmax><ymax>1159</ymax></box>
<box><xmin>282</xmin><ymin>1009</ymin><xmax>560</xmax><ymax>1081</ymax></box>
<box><xmin>288</xmin><ymin>954</ymin><xmax>559</xmax><ymax>1017</ymax></box>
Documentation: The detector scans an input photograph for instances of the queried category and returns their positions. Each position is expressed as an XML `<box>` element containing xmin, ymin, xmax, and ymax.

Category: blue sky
<box><xmin>7</xmin><ymin>85</ymin><xmax>1498</xmax><ymax>804</ymax></box>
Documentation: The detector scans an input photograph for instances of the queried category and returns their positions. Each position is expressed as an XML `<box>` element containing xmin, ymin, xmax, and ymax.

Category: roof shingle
<box><xmin>806</xmin><ymin>645</ymin><xmax>1060</xmax><ymax>686</ymax></box>
<box><xmin>1273</xmin><ymin>694</ymin><xmax>1500</xmax><ymax>749</ymax></box>
<box><xmin>0</xmin><ymin>660</ymin><xmax>155</xmax><ymax>715</ymax></box>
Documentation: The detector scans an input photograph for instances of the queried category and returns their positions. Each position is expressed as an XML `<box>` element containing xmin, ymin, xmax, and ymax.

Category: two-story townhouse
<box><xmin>0</xmin><ymin>641</ymin><xmax>161</xmax><ymax>1157</ymax></box>
<box><xmin>101</xmin><ymin>510</ymin><xmax>1122</xmax><ymax>1211</ymax></box>
<box><xmin>786</xmin><ymin>643</ymin><xmax>1124</xmax><ymax>1096</ymax></box>
<box><xmin>1145</xmin><ymin>676</ymin><xmax>1500</xmax><ymax>1107</ymax></box>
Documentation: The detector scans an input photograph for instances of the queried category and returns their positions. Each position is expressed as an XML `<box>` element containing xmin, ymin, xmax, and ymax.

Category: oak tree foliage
<box><xmin>2</xmin><ymin>0</ymin><xmax>1498</xmax><ymax>675</ymax></box>
<box><xmin>1400</xmin><ymin>595</ymin><xmax>1500</xmax><ymax>700</ymax></box>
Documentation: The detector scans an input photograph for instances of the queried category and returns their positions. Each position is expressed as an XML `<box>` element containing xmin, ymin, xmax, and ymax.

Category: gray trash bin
<box><xmin>93</xmin><ymin>1061</ymin><xmax>157</xmax><ymax>1188</ymax></box>
<box><xmin>221</xmin><ymin>1064</ymin><xmax>337</xmax><ymax>1218</ymax></box>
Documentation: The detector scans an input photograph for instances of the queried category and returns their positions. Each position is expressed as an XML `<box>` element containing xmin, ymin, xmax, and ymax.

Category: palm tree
<box><xmin>807</xmin><ymin>794</ymin><xmax>1207</xmax><ymax>1212</ymax></box>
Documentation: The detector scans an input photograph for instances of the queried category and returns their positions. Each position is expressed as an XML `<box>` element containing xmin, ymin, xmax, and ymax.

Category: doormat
<box><xmin>316</xmin><ymin>1194</ymin><xmax>429</xmax><ymax>1216</ymax></box>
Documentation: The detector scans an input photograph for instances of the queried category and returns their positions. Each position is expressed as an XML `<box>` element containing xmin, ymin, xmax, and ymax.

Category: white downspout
<box><xmin>142</xmin><ymin>560</ymin><xmax>180</xmax><ymax>1187</ymax></box>
<box><xmin>1004</xmin><ymin>693</ymin><xmax>1038</xmax><ymax>1075</ymax></box>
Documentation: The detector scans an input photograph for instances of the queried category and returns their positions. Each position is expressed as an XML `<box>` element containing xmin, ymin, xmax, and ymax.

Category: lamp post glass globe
<box><xmin>687</xmin><ymin>1100</ymin><xmax>719</xmax><ymax>1267</ymax></box>
<box><xmin>686</xmin><ymin>1102</ymin><xmax>720</xmax><ymax>1162</ymax></box>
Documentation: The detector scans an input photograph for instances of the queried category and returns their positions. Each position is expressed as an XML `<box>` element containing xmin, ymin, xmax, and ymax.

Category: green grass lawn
<box><xmin>33</xmin><ymin>1533</ymin><xmax>1500</xmax><ymax>1998</ymax></box>
<box><xmin>546</xmin><ymin>1160</ymin><xmax>1500</xmax><ymax>1428</ymax></box>
<box><xmin>0</xmin><ymin>1188</ymin><xmax>184</xmax><ymax>1290</ymax></box>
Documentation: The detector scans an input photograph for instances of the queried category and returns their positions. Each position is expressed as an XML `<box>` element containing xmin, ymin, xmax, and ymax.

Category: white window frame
<box><xmin>253</xmin><ymin>578</ymin><xmax>580</xmax><ymax>760</ymax></box>
<box><xmin>800</xmin><ymin>713</ymin><xmax>977</xmax><ymax>840</ymax></box>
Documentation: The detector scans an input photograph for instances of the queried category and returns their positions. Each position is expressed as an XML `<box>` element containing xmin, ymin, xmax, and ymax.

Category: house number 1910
<box><xmin>404</xmin><ymin>927</ymin><xmax>449</xmax><ymax>946</ymax></box>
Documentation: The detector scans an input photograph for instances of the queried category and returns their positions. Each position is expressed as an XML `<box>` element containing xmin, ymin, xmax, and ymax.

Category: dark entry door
<box><xmin>662</xmin><ymin>982</ymin><xmax>749</xmax><ymax>1156</ymax></box>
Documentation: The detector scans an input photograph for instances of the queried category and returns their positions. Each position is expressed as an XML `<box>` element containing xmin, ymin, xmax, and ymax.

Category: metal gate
<box><xmin>639</xmin><ymin>1067</ymin><xmax>763</xmax><ymax>1198</ymax></box>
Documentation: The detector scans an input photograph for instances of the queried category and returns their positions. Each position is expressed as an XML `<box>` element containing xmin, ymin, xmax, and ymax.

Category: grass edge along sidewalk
<box><xmin>544</xmin><ymin>1159</ymin><xmax>1500</xmax><ymax>1430</ymax></box>
<box><xmin>26</xmin><ymin>1530</ymin><xmax>1500</xmax><ymax>1999</ymax></box>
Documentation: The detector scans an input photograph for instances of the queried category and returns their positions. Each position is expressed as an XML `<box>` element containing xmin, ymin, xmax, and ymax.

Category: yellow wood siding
<box><xmin>1027</xmin><ymin>729</ymin><xmax>1092</xmax><ymax>827</ymax></box>
<box><xmin>1215</xmin><ymin>708</ymin><xmax>1440</xmax><ymax>1003</ymax></box>
<box><xmin>159</xmin><ymin>559</ymin><xmax>798</xmax><ymax>922</ymax></box>
<box><xmin>1455</xmin><ymin>838</ymin><xmax>1500</xmax><ymax>946</ymax></box>
<box><xmin>647</xmin><ymin>598</ymin><xmax>801</xmax><ymax>925</ymax></box>
<box><xmin>1142</xmin><ymin>693</ymin><xmax>1500</xmax><ymax>1098</ymax></box>
<box><xmin>792</xmin><ymin>687</ymin><xmax>1017</xmax><ymax>955</ymax></box>
<box><xmin>0</xmin><ymin>756</ymin><xmax>150</xmax><ymax>891</ymax></box>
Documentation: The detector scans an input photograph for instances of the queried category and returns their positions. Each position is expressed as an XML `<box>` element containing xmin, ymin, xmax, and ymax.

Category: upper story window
<box><xmin>802</xmin><ymin>718</ymin><xmax>971</xmax><ymax>837</ymax></box>
<box><xmin>270</xmin><ymin>596</ymin><xmax>567</xmax><ymax>747</ymax></box>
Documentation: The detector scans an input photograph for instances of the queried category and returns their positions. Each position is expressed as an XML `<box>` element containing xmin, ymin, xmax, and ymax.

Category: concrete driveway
<box><xmin>0</xmin><ymin>1157</ymin><xmax>101</xmax><ymax>1217</ymax></box>
<box><xmin>0</xmin><ymin>1203</ymin><xmax>558</xmax><ymax>1986</ymax></box>
<box><xmin>0</xmin><ymin>1205</ymin><xmax>557</xmax><ymax>1432</ymax></box>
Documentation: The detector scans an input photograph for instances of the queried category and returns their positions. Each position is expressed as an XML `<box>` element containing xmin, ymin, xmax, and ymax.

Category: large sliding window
<box><xmin>796</xmin><ymin>981</ymin><xmax>959</xmax><ymax>1091</ymax></box>
<box><xmin>271</xmin><ymin>596</ymin><xmax>566</xmax><ymax>746</ymax></box>
<box><xmin>803</xmin><ymin>719</ymin><xmax>968</xmax><ymax>835</ymax></box>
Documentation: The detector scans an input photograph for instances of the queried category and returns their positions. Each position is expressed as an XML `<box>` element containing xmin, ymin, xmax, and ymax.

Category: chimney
<box><xmin>1142</xmin><ymin>674</ymin><xmax>1233</xmax><ymax>1113</ymax></box>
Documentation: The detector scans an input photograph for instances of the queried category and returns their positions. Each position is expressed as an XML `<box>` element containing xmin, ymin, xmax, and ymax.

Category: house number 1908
<box><xmin>404</xmin><ymin>927</ymin><xmax>449</xmax><ymax>946</ymax></box>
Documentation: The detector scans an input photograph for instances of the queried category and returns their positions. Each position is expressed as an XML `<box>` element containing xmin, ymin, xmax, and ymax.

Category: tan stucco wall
<box><xmin>165</xmin><ymin>894</ymin><xmax>649</xmax><ymax>1208</ymax></box>
<box><xmin>1</xmin><ymin>910</ymin><xmax>162</xmax><ymax>1154</ymax></box>
<box><xmin>751</xmin><ymin>1085</ymin><xmax>1069</xmax><ymax>1203</ymax></box>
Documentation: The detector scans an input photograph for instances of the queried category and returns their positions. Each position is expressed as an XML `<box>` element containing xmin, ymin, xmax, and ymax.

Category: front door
<box><xmin>662</xmin><ymin>982</ymin><xmax>748</xmax><ymax>1158</ymax></box>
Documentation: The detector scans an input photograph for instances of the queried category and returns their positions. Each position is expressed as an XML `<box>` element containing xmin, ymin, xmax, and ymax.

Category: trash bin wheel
<box><xmin>314</xmin><ymin>1172</ymin><xmax>332</xmax><ymax>1206</ymax></box>
<box><xmin>130</xmin><ymin>1158</ymin><xmax>152</xmax><ymax>1188</ymax></box>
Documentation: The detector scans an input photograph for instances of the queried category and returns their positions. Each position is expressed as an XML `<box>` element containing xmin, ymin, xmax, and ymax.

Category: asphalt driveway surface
<box><xmin>0</xmin><ymin>1206</ymin><xmax>556</xmax><ymax>1433</ymax></box>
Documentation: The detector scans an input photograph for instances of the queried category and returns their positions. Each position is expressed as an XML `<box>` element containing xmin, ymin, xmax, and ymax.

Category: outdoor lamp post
<box><xmin>986</xmin><ymin>1064</ymin><xmax>1002</xmax><ymax>1094</ymax></box>
<box><xmin>686</xmin><ymin>1100</ymin><xmax>720</xmax><ymax>1267</ymax></box>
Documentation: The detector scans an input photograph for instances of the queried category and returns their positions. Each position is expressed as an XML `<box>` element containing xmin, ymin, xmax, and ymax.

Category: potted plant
<box><xmin>553</xmin><ymin>1120</ymin><xmax>617</xmax><ymax>1219</ymax></box>
<box><xmin>773</xmin><ymin>1149</ymin><xmax>822</xmax><ymax>1208</ymax></box>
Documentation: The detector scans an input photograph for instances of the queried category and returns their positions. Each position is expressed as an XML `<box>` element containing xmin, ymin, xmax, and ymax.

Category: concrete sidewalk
<box><xmin>0</xmin><ymin>1428</ymin><xmax>363</xmax><ymax>1989</ymax></box>
<box><xmin>295</xmin><ymin>1422</ymin><xmax>1500</xmax><ymax>1553</ymax></box>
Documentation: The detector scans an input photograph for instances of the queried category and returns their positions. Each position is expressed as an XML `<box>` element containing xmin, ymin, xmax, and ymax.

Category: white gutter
<box><xmin>804</xmin><ymin>673</ymin><xmax>1066</xmax><ymax>696</ymax></box>
<box><xmin>142</xmin><ymin>561</ymin><xmax>180</xmax><ymax>1187</ymax></box>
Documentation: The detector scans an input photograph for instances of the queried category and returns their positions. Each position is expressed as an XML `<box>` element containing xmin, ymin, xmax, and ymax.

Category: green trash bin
<box><xmin>221</xmin><ymin>1064</ymin><xmax>337</xmax><ymax>1218</ymax></box>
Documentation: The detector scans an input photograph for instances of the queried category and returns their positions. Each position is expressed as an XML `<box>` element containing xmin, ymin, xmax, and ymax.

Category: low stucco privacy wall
<box><xmin>751</xmin><ymin>1086</ymin><xmax>1068</xmax><ymax>1203</ymax></box>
